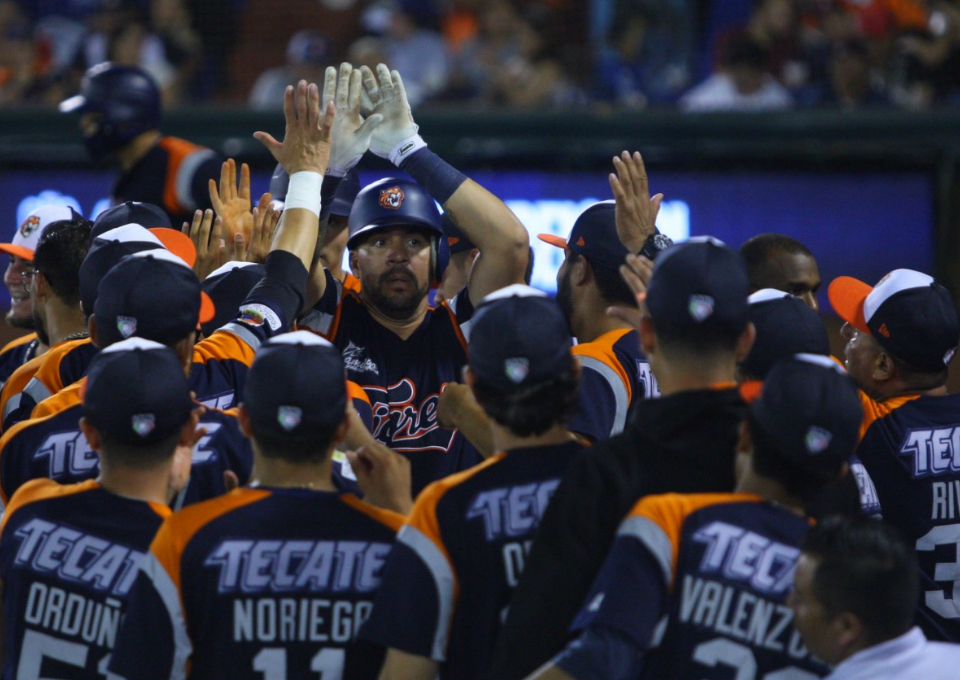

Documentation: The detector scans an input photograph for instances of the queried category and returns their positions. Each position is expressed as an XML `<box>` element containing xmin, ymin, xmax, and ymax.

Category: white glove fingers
<box><xmin>347</xmin><ymin>69</ymin><xmax>362</xmax><ymax>111</ymax></box>
<box><xmin>376</xmin><ymin>63</ymin><xmax>395</xmax><ymax>101</ymax></box>
<box><xmin>322</xmin><ymin>67</ymin><xmax>337</xmax><ymax>110</ymax></box>
<box><xmin>360</xmin><ymin>65</ymin><xmax>381</xmax><ymax>107</ymax></box>
<box><xmin>336</xmin><ymin>62</ymin><xmax>352</xmax><ymax>110</ymax></box>
<box><xmin>356</xmin><ymin>113</ymin><xmax>384</xmax><ymax>142</ymax></box>
<box><xmin>391</xmin><ymin>70</ymin><xmax>409</xmax><ymax>108</ymax></box>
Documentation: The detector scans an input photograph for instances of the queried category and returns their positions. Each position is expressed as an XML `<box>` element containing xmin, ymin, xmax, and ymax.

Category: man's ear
<box><xmin>32</xmin><ymin>271</ymin><xmax>50</xmax><ymax>302</ymax></box>
<box><xmin>349</xmin><ymin>250</ymin><xmax>360</xmax><ymax>277</ymax></box>
<box><xmin>735</xmin><ymin>322</ymin><xmax>757</xmax><ymax>363</ymax></box>
<box><xmin>639</xmin><ymin>316</ymin><xmax>657</xmax><ymax>356</ymax></box>
<box><xmin>79</xmin><ymin>417</ymin><xmax>101</xmax><ymax>452</ymax></box>
<box><xmin>237</xmin><ymin>403</ymin><xmax>253</xmax><ymax>438</ymax></box>
<box><xmin>873</xmin><ymin>350</ymin><xmax>896</xmax><ymax>382</ymax></box>
<box><xmin>88</xmin><ymin>315</ymin><xmax>99</xmax><ymax>348</ymax></box>
<box><xmin>178</xmin><ymin>407</ymin><xmax>202</xmax><ymax>447</ymax></box>
<box><xmin>574</xmin><ymin>256</ymin><xmax>591</xmax><ymax>287</ymax></box>
<box><xmin>832</xmin><ymin>611</ymin><xmax>866</xmax><ymax>653</ymax></box>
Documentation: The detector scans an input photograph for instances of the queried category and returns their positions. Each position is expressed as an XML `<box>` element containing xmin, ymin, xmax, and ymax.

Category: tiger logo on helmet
<box><xmin>379</xmin><ymin>186</ymin><xmax>405</xmax><ymax>210</ymax></box>
<box><xmin>19</xmin><ymin>216</ymin><xmax>40</xmax><ymax>238</ymax></box>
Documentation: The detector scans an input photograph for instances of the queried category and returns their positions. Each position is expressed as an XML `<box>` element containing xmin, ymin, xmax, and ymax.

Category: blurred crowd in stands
<box><xmin>3</xmin><ymin>0</ymin><xmax>960</xmax><ymax>112</ymax></box>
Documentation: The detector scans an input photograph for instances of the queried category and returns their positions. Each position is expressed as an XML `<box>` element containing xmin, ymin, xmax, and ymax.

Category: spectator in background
<box><xmin>681</xmin><ymin>32</ymin><xmax>794</xmax><ymax>111</ymax></box>
<box><xmin>593</xmin><ymin>0</ymin><xmax>695</xmax><ymax>107</ymax></box>
<box><xmin>149</xmin><ymin>0</ymin><xmax>202</xmax><ymax>102</ymax></box>
<box><xmin>363</xmin><ymin>0</ymin><xmax>449</xmax><ymax>106</ymax></box>
<box><xmin>824</xmin><ymin>38</ymin><xmax>890</xmax><ymax>107</ymax></box>
<box><xmin>248</xmin><ymin>30</ymin><xmax>328</xmax><ymax>111</ymax></box>
<box><xmin>791</xmin><ymin>516</ymin><xmax>960</xmax><ymax>679</ymax></box>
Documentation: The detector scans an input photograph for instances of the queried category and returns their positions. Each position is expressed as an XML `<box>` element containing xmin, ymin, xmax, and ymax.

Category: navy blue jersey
<box><xmin>0</xmin><ymin>387</ymin><xmax>252</xmax><ymax>509</ymax></box>
<box><xmin>0</xmin><ymin>479</ymin><xmax>170</xmax><ymax>680</ymax></box>
<box><xmin>855</xmin><ymin>391</ymin><xmax>960</xmax><ymax>642</ymax></box>
<box><xmin>563</xmin><ymin>493</ymin><xmax>827</xmax><ymax>680</ymax></box>
<box><xmin>108</xmin><ymin>487</ymin><xmax>404</xmax><ymax>680</ymax></box>
<box><xmin>359</xmin><ymin>440</ymin><xmax>584</xmax><ymax>680</ymax></box>
<box><xmin>0</xmin><ymin>333</ymin><xmax>39</xmax><ymax>389</ymax></box>
<box><xmin>300</xmin><ymin>274</ymin><xmax>482</xmax><ymax>493</ymax></box>
<box><xmin>569</xmin><ymin>329</ymin><xmax>659</xmax><ymax>442</ymax></box>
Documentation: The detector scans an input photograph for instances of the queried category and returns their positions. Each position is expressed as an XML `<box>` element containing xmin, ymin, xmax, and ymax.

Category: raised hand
<box><xmin>182</xmin><ymin>209</ymin><xmax>226</xmax><ymax>280</ymax></box>
<box><xmin>253</xmin><ymin>80</ymin><xmax>335</xmax><ymax>175</ymax></box>
<box><xmin>607</xmin><ymin>253</ymin><xmax>654</xmax><ymax>331</ymax></box>
<box><xmin>237</xmin><ymin>192</ymin><xmax>280</xmax><ymax>264</ymax></box>
<box><xmin>209</xmin><ymin>158</ymin><xmax>252</xmax><ymax>240</ymax></box>
<box><xmin>346</xmin><ymin>440</ymin><xmax>413</xmax><ymax>515</ymax></box>
<box><xmin>324</xmin><ymin>63</ymin><xmax>384</xmax><ymax>176</ymax></box>
<box><xmin>609</xmin><ymin>150</ymin><xmax>663</xmax><ymax>254</ymax></box>
<box><xmin>360</xmin><ymin>64</ymin><xmax>420</xmax><ymax>160</ymax></box>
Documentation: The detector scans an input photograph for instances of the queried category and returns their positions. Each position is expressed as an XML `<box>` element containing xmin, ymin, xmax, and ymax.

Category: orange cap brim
<box><xmin>150</xmin><ymin>228</ymin><xmax>197</xmax><ymax>267</ymax></box>
<box><xmin>199</xmin><ymin>291</ymin><xmax>216</xmax><ymax>324</ymax></box>
<box><xmin>739</xmin><ymin>380</ymin><xmax>763</xmax><ymax>404</ymax></box>
<box><xmin>828</xmin><ymin>276</ymin><xmax>872</xmax><ymax>333</ymax></box>
<box><xmin>537</xmin><ymin>234</ymin><xmax>569</xmax><ymax>249</ymax></box>
<box><xmin>0</xmin><ymin>244</ymin><xmax>34</xmax><ymax>261</ymax></box>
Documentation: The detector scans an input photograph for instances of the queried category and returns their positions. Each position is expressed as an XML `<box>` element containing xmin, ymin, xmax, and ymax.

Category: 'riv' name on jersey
<box><xmin>13</xmin><ymin>518</ymin><xmax>146</xmax><ymax>597</ymax></box>
<box><xmin>204</xmin><ymin>539</ymin><xmax>392</xmax><ymax>594</ymax></box>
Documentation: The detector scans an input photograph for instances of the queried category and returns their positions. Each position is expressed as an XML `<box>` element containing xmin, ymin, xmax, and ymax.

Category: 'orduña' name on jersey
<box><xmin>13</xmin><ymin>518</ymin><xmax>146</xmax><ymax>597</ymax></box>
<box><xmin>204</xmin><ymin>539</ymin><xmax>392</xmax><ymax>595</ymax></box>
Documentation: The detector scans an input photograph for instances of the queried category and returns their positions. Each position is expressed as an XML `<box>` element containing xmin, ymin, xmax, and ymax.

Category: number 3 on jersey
<box><xmin>252</xmin><ymin>647</ymin><xmax>344</xmax><ymax>680</ymax></box>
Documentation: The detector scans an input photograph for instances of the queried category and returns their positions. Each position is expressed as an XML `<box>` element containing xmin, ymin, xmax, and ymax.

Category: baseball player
<box><xmin>297</xmin><ymin>63</ymin><xmax>530</xmax><ymax>493</ymax></box>
<box><xmin>526</xmin><ymin>356</ymin><xmax>862</xmax><ymax>680</ymax></box>
<box><xmin>740</xmin><ymin>233</ymin><xmax>822</xmax><ymax>311</ymax></box>
<box><xmin>0</xmin><ymin>205</ymin><xmax>87</xmax><ymax>383</ymax></box>
<box><xmin>107</xmin><ymin>332</ymin><xmax>405</xmax><ymax>680</ymax></box>
<box><xmin>0</xmin><ymin>218</ymin><xmax>92</xmax><ymax>430</ymax></box>
<box><xmin>0</xmin><ymin>337</ymin><xmax>199</xmax><ymax>679</ymax></box>
<box><xmin>484</xmin><ymin>239</ymin><xmax>755</xmax><ymax>680</ymax></box>
<box><xmin>0</xmin><ymin>251</ymin><xmax>252</xmax><ymax>508</ymax></box>
<box><xmin>828</xmin><ymin>268</ymin><xmax>960</xmax><ymax>642</ymax></box>
<box><xmin>59</xmin><ymin>63</ymin><xmax>222</xmax><ymax>226</ymax></box>
<box><xmin>359</xmin><ymin>287</ymin><xmax>585</xmax><ymax>680</ymax></box>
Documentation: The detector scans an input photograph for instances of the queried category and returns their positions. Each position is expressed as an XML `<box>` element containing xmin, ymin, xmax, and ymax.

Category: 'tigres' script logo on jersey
<box><xmin>367</xmin><ymin>379</ymin><xmax>455</xmax><ymax>453</ymax></box>
<box><xmin>467</xmin><ymin>478</ymin><xmax>561</xmax><ymax>541</ymax></box>
<box><xmin>899</xmin><ymin>427</ymin><xmax>960</xmax><ymax>478</ymax></box>
<box><xmin>692</xmin><ymin>521</ymin><xmax>800</xmax><ymax>596</ymax></box>
<box><xmin>12</xmin><ymin>518</ymin><xmax>146</xmax><ymax>597</ymax></box>
<box><xmin>204</xmin><ymin>539</ymin><xmax>392</xmax><ymax>594</ymax></box>
<box><xmin>343</xmin><ymin>342</ymin><xmax>379</xmax><ymax>375</ymax></box>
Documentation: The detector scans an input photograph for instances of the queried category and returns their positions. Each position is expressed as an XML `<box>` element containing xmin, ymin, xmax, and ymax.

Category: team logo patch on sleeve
<box><xmin>277</xmin><ymin>405</ymin><xmax>302</xmax><ymax>431</ymax></box>
<box><xmin>132</xmin><ymin>413</ymin><xmax>156</xmax><ymax>437</ymax></box>
<box><xmin>239</xmin><ymin>304</ymin><xmax>282</xmax><ymax>331</ymax></box>
<box><xmin>379</xmin><ymin>186</ymin><xmax>405</xmax><ymax>210</ymax></box>
<box><xmin>19</xmin><ymin>215</ymin><xmax>40</xmax><ymax>237</ymax></box>
<box><xmin>117</xmin><ymin>315</ymin><xmax>137</xmax><ymax>338</ymax></box>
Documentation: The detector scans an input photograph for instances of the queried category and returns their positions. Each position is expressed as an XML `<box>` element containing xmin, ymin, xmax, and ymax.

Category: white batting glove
<box><xmin>323</xmin><ymin>63</ymin><xmax>384</xmax><ymax>177</ymax></box>
<box><xmin>360</xmin><ymin>64</ymin><xmax>426</xmax><ymax>165</ymax></box>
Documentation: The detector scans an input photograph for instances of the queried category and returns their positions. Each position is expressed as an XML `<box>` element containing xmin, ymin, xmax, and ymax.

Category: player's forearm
<box><xmin>450</xmin><ymin>397</ymin><xmax>496</xmax><ymax>458</ymax></box>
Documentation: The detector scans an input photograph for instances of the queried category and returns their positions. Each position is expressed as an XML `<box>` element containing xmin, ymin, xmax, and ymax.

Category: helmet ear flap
<box><xmin>432</xmin><ymin>233</ymin><xmax>449</xmax><ymax>287</ymax></box>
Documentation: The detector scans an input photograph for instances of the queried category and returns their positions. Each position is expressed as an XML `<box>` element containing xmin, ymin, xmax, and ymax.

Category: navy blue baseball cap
<box><xmin>470</xmin><ymin>285</ymin><xmax>573</xmax><ymax>391</ymax></box>
<box><xmin>347</xmin><ymin>177</ymin><xmax>442</xmax><ymax>249</ymax></box>
<box><xmin>746</xmin><ymin>355</ymin><xmax>862</xmax><ymax>477</ymax></box>
<box><xmin>741</xmin><ymin>289</ymin><xmax>830</xmax><ymax>379</ymax></box>
<box><xmin>82</xmin><ymin>337</ymin><xmax>193</xmax><ymax>446</ymax></box>
<box><xmin>94</xmin><ymin>249</ymin><xmax>215</xmax><ymax>347</ymax></box>
<box><xmin>442</xmin><ymin>213</ymin><xmax>476</xmax><ymax>255</ymax></box>
<box><xmin>646</xmin><ymin>237</ymin><xmax>750</xmax><ymax>333</ymax></box>
<box><xmin>538</xmin><ymin>201</ymin><xmax>628</xmax><ymax>271</ymax></box>
<box><xmin>243</xmin><ymin>331</ymin><xmax>348</xmax><ymax>437</ymax></box>
<box><xmin>79</xmin><ymin>224</ymin><xmax>167</xmax><ymax>315</ymax></box>
<box><xmin>90</xmin><ymin>201</ymin><xmax>171</xmax><ymax>239</ymax></box>
<box><xmin>200</xmin><ymin>261</ymin><xmax>265</xmax><ymax>337</ymax></box>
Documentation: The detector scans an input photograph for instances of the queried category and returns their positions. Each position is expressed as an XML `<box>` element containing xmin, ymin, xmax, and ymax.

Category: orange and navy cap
<box><xmin>829</xmin><ymin>269</ymin><xmax>960</xmax><ymax>372</ymax></box>
<box><xmin>93</xmin><ymin>249</ymin><xmax>215</xmax><ymax>347</ymax></box>
<box><xmin>2</xmin><ymin>205</ymin><xmax>83</xmax><ymax>261</ymax></box>
<box><xmin>538</xmin><ymin>201</ymin><xmax>629</xmax><ymax>271</ymax></box>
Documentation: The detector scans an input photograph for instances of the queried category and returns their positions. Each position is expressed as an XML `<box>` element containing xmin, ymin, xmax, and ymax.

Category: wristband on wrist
<box><xmin>284</xmin><ymin>171</ymin><xmax>323</xmax><ymax>217</ymax></box>
<box><xmin>399</xmin><ymin>147</ymin><xmax>468</xmax><ymax>205</ymax></box>
<box><xmin>388</xmin><ymin>134</ymin><xmax>428</xmax><ymax>166</ymax></box>
<box><xmin>639</xmin><ymin>231</ymin><xmax>673</xmax><ymax>261</ymax></box>
<box><xmin>319</xmin><ymin>174</ymin><xmax>342</xmax><ymax>223</ymax></box>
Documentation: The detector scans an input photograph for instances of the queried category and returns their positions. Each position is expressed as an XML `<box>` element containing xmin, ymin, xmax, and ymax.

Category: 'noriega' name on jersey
<box><xmin>204</xmin><ymin>538</ymin><xmax>392</xmax><ymax>644</ymax></box>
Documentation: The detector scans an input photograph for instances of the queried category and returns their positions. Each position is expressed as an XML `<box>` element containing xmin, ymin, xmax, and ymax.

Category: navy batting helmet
<box><xmin>348</xmin><ymin>178</ymin><xmax>448</xmax><ymax>284</ymax></box>
<box><xmin>59</xmin><ymin>63</ymin><xmax>161</xmax><ymax>161</ymax></box>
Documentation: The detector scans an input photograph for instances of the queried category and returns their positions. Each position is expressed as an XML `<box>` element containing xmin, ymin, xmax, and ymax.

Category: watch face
<box><xmin>651</xmin><ymin>233</ymin><xmax>673</xmax><ymax>250</ymax></box>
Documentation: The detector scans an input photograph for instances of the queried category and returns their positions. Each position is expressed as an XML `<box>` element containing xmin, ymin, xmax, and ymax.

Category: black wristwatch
<box><xmin>639</xmin><ymin>231</ymin><xmax>673</xmax><ymax>261</ymax></box>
